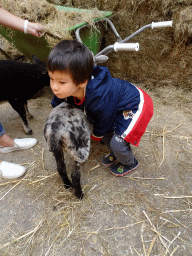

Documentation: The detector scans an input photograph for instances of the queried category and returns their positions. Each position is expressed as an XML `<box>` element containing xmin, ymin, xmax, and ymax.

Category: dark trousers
<box><xmin>102</xmin><ymin>132</ymin><xmax>134</xmax><ymax>165</ymax></box>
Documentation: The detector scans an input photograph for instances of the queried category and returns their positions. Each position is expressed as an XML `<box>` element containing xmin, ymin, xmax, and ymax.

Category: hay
<box><xmin>71</xmin><ymin>0</ymin><xmax>192</xmax><ymax>89</ymax></box>
<box><xmin>143</xmin><ymin>211</ymin><xmax>171</xmax><ymax>252</ymax></box>
<box><xmin>0</xmin><ymin>219</ymin><xmax>44</xmax><ymax>250</ymax></box>
<box><xmin>0</xmin><ymin>37</ymin><xmax>23</xmax><ymax>59</ymax></box>
<box><xmin>0</xmin><ymin>0</ymin><xmax>103</xmax><ymax>49</ymax></box>
<box><xmin>174</xmin><ymin>6</ymin><xmax>192</xmax><ymax>44</ymax></box>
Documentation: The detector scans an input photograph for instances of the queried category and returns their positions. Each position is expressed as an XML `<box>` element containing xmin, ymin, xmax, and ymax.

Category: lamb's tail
<box><xmin>44</xmin><ymin>123</ymin><xmax>63</xmax><ymax>154</ymax></box>
<box><xmin>68</xmin><ymin>129</ymin><xmax>91</xmax><ymax>163</ymax></box>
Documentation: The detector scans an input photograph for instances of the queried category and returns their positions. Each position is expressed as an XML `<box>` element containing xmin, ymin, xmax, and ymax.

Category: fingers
<box><xmin>27</xmin><ymin>22</ymin><xmax>45</xmax><ymax>38</ymax></box>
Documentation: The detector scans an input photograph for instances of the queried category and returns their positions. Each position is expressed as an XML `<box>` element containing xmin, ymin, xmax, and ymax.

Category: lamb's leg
<box><xmin>24</xmin><ymin>103</ymin><xmax>33</xmax><ymax>119</ymax></box>
<box><xmin>52</xmin><ymin>148</ymin><xmax>73</xmax><ymax>189</ymax></box>
<box><xmin>8</xmin><ymin>99</ymin><xmax>32</xmax><ymax>135</ymax></box>
<box><xmin>71</xmin><ymin>162</ymin><xmax>83</xmax><ymax>199</ymax></box>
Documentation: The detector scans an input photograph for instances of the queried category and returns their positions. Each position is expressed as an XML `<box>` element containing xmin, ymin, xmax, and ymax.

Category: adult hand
<box><xmin>26</xmin><ymin>22</ymin><xmax>44</xmax><ymax>38</ymax></box>
<box><xmin>0</xmin><ymin>7</ymin><xmax>44</xmax><ymax>38</ymax></box>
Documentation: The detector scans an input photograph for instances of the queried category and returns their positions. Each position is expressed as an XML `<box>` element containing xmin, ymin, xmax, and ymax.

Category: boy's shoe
<box><xmin>110</xmin><ymin>158</ymin><xmax>139</xmax><ymax>177</ymax></box>
<box><xmin>102</xmin><ymin>152</ymin><xmax>117</xmax><ymax>166</ymax></box>
<box><xmin>0</xmin><ymin>138</ymin><xmax>37</xmax><ymax>154</ymax></box>
<box><xmin>0</xmin><ymin>161</ymin><xmax>26</xmax><ymax>179</ymax></box>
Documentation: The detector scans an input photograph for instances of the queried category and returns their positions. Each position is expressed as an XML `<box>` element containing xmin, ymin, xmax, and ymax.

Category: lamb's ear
<box><xmin>31</xmin><ymin>55</ymin><xmax>42</xmax><ymax>65</ymax></box>
<box><xmin>31</xmin><ymin>55</ymin><xmax>47</xmax><ymax>74</ymax></box>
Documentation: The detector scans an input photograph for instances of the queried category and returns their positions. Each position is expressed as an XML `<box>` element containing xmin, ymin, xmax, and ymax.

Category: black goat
<box><xmin>44</xmin><ymin>102</ymin><xmax>92</xmax><ymax>199</ymax></box>
<box><xmin>0</xmin><ymin>56</ymin><xmax>49</xmax><ymax>134</ymax></box>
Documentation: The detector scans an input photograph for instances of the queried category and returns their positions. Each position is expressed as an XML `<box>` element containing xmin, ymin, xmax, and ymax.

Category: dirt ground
<box><xmin>0</xmin><ymin>81</ymin><xmax>191</xmax><ymax>255</ymax></box>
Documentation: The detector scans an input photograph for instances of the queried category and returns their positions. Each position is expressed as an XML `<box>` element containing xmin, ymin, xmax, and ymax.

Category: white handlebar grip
<box><xmin>114</xmin><ymin>42</ymin><xmax>139</xmax><ymax>52</ymax></box>
<box><xmin>151</xmin><ymin>21</ymin><xmax>173</xmax><ymax>29</ymax></box>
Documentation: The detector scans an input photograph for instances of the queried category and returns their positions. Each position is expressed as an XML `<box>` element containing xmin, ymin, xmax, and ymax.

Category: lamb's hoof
<box><xmin>64</xmin><ymin>182</ymin><xmax>73</xmax><ymax>189</ymax></box>
<box><xmin>25</xmin><ymin>129</ymin><xmax>33</xmax><ymax>135</ymax></box>
<box><xmin>24</xmin><ymin>126</ymin><xmax>33</xmax><ymax>135</ymax></box>
<box><xmin>27</xmin><ymin>114</ymin><xmax>33</xmax><ymax>119</ymax></box>
<box><xmin>75</xmin><ymin>191</ymin><xmax>84</xmax><ymax>200</ymax></box>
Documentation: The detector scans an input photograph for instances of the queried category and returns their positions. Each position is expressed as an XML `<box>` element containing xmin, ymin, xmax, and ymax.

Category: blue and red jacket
<box><xmin>51</xmin><ymin>66</ymin><xmax>153</xmax><ymax>146</ymax></box>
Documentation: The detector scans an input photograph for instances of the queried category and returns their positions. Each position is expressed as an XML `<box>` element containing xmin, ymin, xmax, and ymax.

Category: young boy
<box><xmin>47</xmin><ymin>40</ymin><xmax>153</xmax><ymax>177</ymax></box>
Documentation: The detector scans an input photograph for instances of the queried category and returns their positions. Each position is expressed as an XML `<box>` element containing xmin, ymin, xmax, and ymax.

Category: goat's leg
<box><xmin>71</xmin><ymin>162</ymin><xmax>83</xmax><ymax>199</ymax></box>
<box><xmin>52</xmin><ymin>149</ymin><xmax>73</xmax><ymax>189</ymax></box>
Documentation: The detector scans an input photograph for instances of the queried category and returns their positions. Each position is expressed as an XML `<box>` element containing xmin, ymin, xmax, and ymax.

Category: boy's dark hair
<box><xmin>47</xmin><ymin>40</ymin><xmax>94</xmax><ymax>85</ymax></box>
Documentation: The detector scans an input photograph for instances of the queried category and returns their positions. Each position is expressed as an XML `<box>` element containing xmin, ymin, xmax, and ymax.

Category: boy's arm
<box><xmin>87</xmin><ymin>99</ymin><xmax>117</xmax><ymax>142</ymax></box>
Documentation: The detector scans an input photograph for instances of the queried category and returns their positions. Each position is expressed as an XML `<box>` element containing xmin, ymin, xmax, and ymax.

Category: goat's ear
<box><xmin>31</xmin><ymin>55</ymin><xmax>47</xmax><ymax>74</ymax></box>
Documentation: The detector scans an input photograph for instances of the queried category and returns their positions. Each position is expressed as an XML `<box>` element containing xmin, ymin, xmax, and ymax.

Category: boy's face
<box><xmin>48</xmin><ymin>71</ymin><xmax>86</xmax><ymax>99</ymax></box>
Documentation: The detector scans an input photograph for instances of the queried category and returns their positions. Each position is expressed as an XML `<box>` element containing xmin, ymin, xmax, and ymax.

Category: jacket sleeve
<box><xmin>86</xmin><ymin>96</ymin><xmax>117</xmax><ymax>139</ymax></box>
<box><xmin>91</xmin><ymin>134</ymin><xmax>103</xmax><ymax>141</ymax></box>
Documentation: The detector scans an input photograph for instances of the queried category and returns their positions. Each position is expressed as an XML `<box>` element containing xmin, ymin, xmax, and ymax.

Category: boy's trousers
<box><xmin>102</xmin><ymin>132</ymin><xmax>134</xmax><ymax>165</ymax></box>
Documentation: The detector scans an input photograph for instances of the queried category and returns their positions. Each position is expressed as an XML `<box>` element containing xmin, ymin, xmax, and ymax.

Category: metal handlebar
<box><xmin>75</xmin><ymin>18</ymin><xmax>173</xmax><ymax>64</ymax></box>
<box><xmin>114</xmin><ymin>42</ymin><xmax>139</xmax><ymax>52</ymax></box>
<box><xmin>151</xmin><ymin>21</ymin><xmax>173</xmax><ymax>29</ymax></box>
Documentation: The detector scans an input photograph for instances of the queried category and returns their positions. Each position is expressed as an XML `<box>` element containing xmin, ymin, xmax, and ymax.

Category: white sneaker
<box><xmin>0</xmin><ymin>161</ymin><xmax>26</xmax><ymax>179</ymax></box>
<box><xmin>0</xmin><ymin>138</ymin><xmax>37</xmax><ymax>154</ymax></box>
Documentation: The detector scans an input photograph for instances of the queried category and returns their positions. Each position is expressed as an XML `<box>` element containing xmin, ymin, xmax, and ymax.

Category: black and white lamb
<box><xmin>44</xmin><ymin>102</ymin><xmax>92</xmax><ymax>199</ymax></box>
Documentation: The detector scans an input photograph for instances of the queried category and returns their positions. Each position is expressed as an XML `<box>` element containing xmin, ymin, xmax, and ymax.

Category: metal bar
<box><xmin>75</xmin><ymin>18</ymin><xmax>122</xmax><ymax>44</ymax></box>
<box><xmin>94</xmin><ymin>45</ymin><xmax>114</xmax><ymax>57</ymax></box>
<box><xmin>121</xmin><ymin>24</ymin><xmax>151</xmax><ymax>43</ymax></box>
<box><xmin>75</xmin><ymin>25</ymin><xmax>87</xmax><ymax>43</ymax></box>
<box><xmin>102</xmin><ymin>18</ymin><xmax>122</xmax><ymax>41</ymax></box>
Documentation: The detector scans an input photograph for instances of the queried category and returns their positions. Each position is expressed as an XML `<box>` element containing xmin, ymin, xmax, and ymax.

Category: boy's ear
<box><xmin>79</xmin><ymin>80</ymin><xmax>88</xmax><ymax>88</ymax></box>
